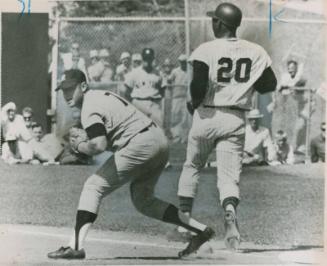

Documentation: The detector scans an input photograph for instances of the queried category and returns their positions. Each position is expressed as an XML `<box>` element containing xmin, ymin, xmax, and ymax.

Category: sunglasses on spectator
<box><xmin>24</xmin><ymin>116</ymin><xmax>32</xmax><ymax>121</ymax></box>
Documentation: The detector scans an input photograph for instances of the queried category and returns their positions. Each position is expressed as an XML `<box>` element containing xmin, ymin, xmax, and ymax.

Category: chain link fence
<box><xmin>52</xmin><ymin>0</ymin><xmax>326</xmax><ymax>160</ymax></box>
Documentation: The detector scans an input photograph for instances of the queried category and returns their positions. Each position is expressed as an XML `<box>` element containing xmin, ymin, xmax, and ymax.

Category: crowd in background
<box><xmin>1</xmin><ymin>41</ymin><xmax>325</xmax><ymax>166</ymax></box>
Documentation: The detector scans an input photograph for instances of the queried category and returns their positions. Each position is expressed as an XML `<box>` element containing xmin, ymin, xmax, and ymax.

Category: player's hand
<box><xmin>69</xmin><ymin>128</ymin><xmax>88</xmax><ymax>154</ymax></box>
<box><xmin>186</xmin><ymin>101</ymin><xmax>195</xmax><ymax>115</ymax></box>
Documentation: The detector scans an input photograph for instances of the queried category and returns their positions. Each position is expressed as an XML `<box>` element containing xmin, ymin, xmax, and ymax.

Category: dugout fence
<box><xmin>51</xmin><ymin>0</ymin><xmax>326</xmax><ymax>162</ymax></box>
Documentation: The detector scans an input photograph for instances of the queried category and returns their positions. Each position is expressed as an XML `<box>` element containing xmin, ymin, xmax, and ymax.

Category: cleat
<box><xmin>178</xmin><ymin>227</ymin><xmax>215</xmax><ymax>258</ymax></box>
<box><xmin>224</xmin><ymin>211</ymin><xmax>241</xmax><ymax>251</ymax></box>
<box><xmin>166</xmin><ymin>227</ymin><xmax>192</xmax><ymax>243</ymax></box>
<box><xmin>47</xmin><ymin>246</ymin><xmax>86</xmax><ymax>259</ymax></box>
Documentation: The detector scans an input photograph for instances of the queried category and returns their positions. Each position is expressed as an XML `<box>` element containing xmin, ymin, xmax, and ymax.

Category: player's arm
<box><xmin>188</xmin><ymin>60</ymin><xmax>209</xmax><ymax>110</ymax></box>
<box><xmin>77</xmin><ymin>123</ymin><xmax>107</xmax><ymax>156</ymax></box>
<box><xmin>253</xmin><ymin>67</ymin><xmax>277</xmax><ymax>94</ymax></box>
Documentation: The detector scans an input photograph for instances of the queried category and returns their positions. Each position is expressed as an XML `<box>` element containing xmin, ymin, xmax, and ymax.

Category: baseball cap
<box><xmin>132</xmin><ymin>53</ymin><xmax>142</xmax><ymax>61</ymax></box>
<box><xmin>142</xmin><ymin>48</ymin><xmax>155</xmax><ymax>61</ymax></box>
<box><xmin>120</xmin><ymin>52</ymin><xmax>131</xmax><ymax>61</ymax></box>
<box><xmin>178</xmin><ymin>54</ymin><xmax>187</xmax><ymax>61</ymax></box>
<box><xmin>99</xmin><ymin>49</ymin><xmax>110</xmax><ymax>57</ymax></box>
<box><xmin>89</xmin><ymin>50</ymin><xmax>98</xmax><ymax>58</ymax></box>
<box><xmin>56</xmin><ymin>69</ymin><xmax>86</xmax><ymax>91</ymax></box>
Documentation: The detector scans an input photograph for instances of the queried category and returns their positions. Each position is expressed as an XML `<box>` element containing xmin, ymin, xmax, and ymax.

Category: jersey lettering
<box><xmin>217</xmin><ymin>57</ymin><xmax>252</xmax><ymax>83</ymax></box>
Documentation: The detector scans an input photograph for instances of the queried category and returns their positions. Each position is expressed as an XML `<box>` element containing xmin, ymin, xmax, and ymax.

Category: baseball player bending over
<box><xmin>47</xmin><ymin>69</ymin><xmax>214</xmax><ymax>260</ymax></box>
<box><xmin>176</xmin><ymin>3</ymin><xmax>277</xmax><ymax>250</ymax></box>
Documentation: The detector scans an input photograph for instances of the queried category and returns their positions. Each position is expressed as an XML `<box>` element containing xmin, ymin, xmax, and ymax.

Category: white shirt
<box><xmin>189</xmin><ymin>38</ymin><xmax>271</xmax><ymax>110</ymax></box>
<box><xmin>125</xmin><ymin>67</ymin><xmax>162</xmax><ymax>99</ymax></box>
<box><xmin>244</xmin><ymin>125</ymin><xmax>276</xmax><ymax>161</ymax></box>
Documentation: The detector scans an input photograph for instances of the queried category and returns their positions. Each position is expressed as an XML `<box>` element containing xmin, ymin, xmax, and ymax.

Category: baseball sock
<box><xmin>68</xmin><ymin>210</ymin><xmax>97</xmax><ymax>250</ymax></box>
<box><xmin>178</xmin><ymin>196</ymin><xmax>193</xmax><ymax>233</ymax></box>
<box><xmin>222</xmin><ymin>197</ymin><xmax>239</xmax><ymax>214</ymax></box>
<box><xmin>163</xmin><ymin>204</ymin><xmax>206</xmax><ymax>234</ymax></box>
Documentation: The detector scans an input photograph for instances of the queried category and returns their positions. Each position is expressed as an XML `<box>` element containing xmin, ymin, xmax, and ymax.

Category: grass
<box><xmin>0</xmin><ymin>159</ymin><xmax>324</xmax><ymax>248</ymax></box>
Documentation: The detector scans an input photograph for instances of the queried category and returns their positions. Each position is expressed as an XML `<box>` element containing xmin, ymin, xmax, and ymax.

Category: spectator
<box><xmin>61</xmin><ymin>42</ymin><xmax>87</xmax><ymax>77</ymax></box>
<box><xmin>272</xmin><ymin>59</ymin><xmax>308</xmax><ymax>153</ymax></box>
<box><xmin>243</xmin><ymin>109</ymin><xmax>276</xmax><ymax>166</ymax></box>
<box><xmin>98</xmin><ymin>49</ymin><xmax>114</xmax><ymax>82</ymax></box>
<box><xmin>2</xmin><ymin>132</ymin><xmax>33</xmax><ymax>165</ymax></box>
<box><xmin>115</xmin><ymin>52</ymin><xmax>131</xmax><ymax>81</ymax></box>
<box><xmin>58</xmin><ymin>127</ymin><xmax>92</xmax><ymax>165</ymax></box>
<box><xmin>87</xmin><ymin>50</ymin><xmax>102</xmax><ymax>82</ymax></box>
<box><xmin>160</xmin><ymin>58</ymin><xmax>174</xmax><ymax>139</ymax></box>
<box><xmin>28</xmin><ymin>123</ymin><xmax>57</xmax><ymax>164</ymax></box>
<box><xmin>274</xmin><ymin>130</ymin><xmax>295</xmax><ymax>165</ymax></box>
<box><xmin>170</xmin><ymin>54</ymin><xmax>189</xmax><ymax>143</ymax></box>
<box><xmin>310</xmin><ymin>122</ymin><xmax>325</xmax><ymax>163</ymax></box>
<box><xmin>131</xmin><ymin>53</ymin><xmax>142</xmax><ymax>69</ymax></box>
<box><xmin>1</xmin><ymin>102</ymin><xmax>31</xmax><ymax>143</ymax></box>
<box><xmin>22</xmin><ymin>106</ymin><xmax>34</xmax><ymax>134</ymax></box>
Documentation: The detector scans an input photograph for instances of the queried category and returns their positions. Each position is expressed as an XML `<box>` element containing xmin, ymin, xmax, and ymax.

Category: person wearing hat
<box><xmin>98</xmin><ymin>49</ymin><xmax>114</xmax><ymax>82</ymax></box>
<box><xmin>273</xmin><ymin>130</ymin><xmax>295</xmax><ymax>165</ymax></box>
<box><xmin>115</xmin><ymin>51</ymin><xmax>131</xmax><ymax>81</ymax></box>
<box><xmin>131</xmin><ymin>53</ymin><xmax>142</xmax><ymax>69</ymax></box>
<box><xmin>48</xmin><ymin>68</ymin><xmax>213</xmax><ymax>259</ymax></box>
<box><xmin>1</xmin><ymin>102</ymin><xmax>32</xmax><ymax>144</ymax></box>
<box><xmin>310</xmin><ymin>122</ymin><xmax>325</xmax><ymax>163</ymax></box>
<box><xmin>243</xmin><ymin>109</ymin><xmax>276</xmax><ymax>166</ymax></box>
<box><xmin>172</xmin><ymin>2</ymin><xmax>277</xmax><ymax>251</ymax></box>
<box><xmin>124</xmin><ymin>48</ymin><xmax>164</xmax><ymax>127</ymax></box>
<box><xmin>87</xmin><ymin>50</ymin><xmax>102</xmax><ymax>82</ymax></box>
<box><xmin>170</xmin><ymin>54</ymin><xmax>189</xmax><ymax>143</ymax></box>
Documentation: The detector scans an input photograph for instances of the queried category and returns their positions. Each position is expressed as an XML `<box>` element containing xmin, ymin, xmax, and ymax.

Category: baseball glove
<box><xmin>69</xmin><ymin>127</ymin><xmax>88</xmax><ymax>154</ymax></box>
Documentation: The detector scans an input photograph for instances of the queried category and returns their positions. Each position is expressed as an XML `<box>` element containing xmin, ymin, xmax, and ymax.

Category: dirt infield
<box><xmin>0</xmin><ymin>224</ymin><xmax>325</xmax><ymax>265</ymax></box>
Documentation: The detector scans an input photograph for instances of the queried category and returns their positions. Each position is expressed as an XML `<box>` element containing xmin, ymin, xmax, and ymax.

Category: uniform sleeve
<box><xmin>81</xmin><ymin>95</ymin><xmax>107</xmax><ymax>139</ymax></box>
<box><xmin>189</xmin><ymin>44</ymin><xmax>209</xmax><ymax>66</ymax></box>
<box><xmin>124</xmin><ymin>71</ymin><xmax>135</xmax><ymax>89</ymax></box>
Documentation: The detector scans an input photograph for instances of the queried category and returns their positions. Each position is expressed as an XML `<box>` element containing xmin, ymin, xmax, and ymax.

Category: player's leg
<box><xmin>177</xmin><ymin>127</ymin><xmax>215</xmax><ymax>221</ymax></box>
<box><xmin>48</xmin><ymin>154</ymin><xmax>130</xmax><ymax>259</ymax></box>
<box><xmin>216</xmin><ymin>134</ymin><xmax>244</xmax><ymax>250</ymax></box>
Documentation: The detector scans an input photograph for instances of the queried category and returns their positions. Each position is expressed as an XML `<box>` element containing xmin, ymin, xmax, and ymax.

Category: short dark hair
<box><xmin>31</xmin><ymin>123</ymin><xmax>42</xmax><ymax>130</ymax></box>
<box><xmin>22</xmin><ymin>106</ymin><xmax>33</xmax><ymax>115</ymax></box>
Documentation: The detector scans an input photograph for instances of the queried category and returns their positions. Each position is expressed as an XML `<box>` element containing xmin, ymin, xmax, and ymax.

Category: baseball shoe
<box><xmin>178</xmin><ymin>227</ymin><xmax>215</xmax><ymax>258</ymax></box>
<box><xmin>224</xmin><ymin>211</ymin><xmax>241</xmax><ymax>251</ymax></box>
<box><xmin>166</xmin><ymin>227</ymin><xmax>192</xmax><ymax>243</ymax></box>
<box><xmin>47</xmin><ymin>246</ymin><xmax>85</xmax><ymax>259</ymax></box>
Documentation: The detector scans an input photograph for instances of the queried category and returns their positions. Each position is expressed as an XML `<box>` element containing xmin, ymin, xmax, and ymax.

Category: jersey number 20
<box><xmin>217</xmin><ymin>57</ymin><xmax>252</xmax><ymax>83</ymax></box>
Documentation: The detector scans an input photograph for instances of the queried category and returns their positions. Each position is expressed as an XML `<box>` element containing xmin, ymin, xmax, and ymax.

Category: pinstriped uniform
<box><xmin>178</xmin><ymin>38</ymin><xmax>272</xmax><ymax>203</ymax></box>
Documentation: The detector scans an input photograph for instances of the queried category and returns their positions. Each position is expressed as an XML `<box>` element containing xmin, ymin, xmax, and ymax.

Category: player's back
<box><xmin>191</xmin><ymin>38</ymin><xmax>271</xmax><ymax>110</ymax></box>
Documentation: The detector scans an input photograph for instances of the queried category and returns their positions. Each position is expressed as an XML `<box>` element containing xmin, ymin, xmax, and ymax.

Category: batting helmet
<box><xmin>207</xmin><ymin>3</ymin><xmax>242</xmax><ymax>28</ymax></box>
<box><xmin>142</xmin><ymin>48</ymin><xmax>155</xmax><ymax>61</ymax></box>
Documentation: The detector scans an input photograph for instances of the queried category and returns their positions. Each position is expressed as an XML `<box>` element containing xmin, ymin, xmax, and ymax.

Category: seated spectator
<box><xmin>115</xmin><ymin>52</ymin><xmax>131</xmax><ymax>81</ymax></box>
<box><xmin>2</xmin><ymin>132</ymin><xmax>33</xmax><ymax>165</ymax></box>
<box><xmin>1</xmin><ymin>102</ymin><xmax>32</xmax><ymax>143</ymax></box>
<box><xmin>87</xmin><ymin>50</ymin><xmax>102</xmax><ymax>82</ymax></box>
<box><xmin>243</xmin><ymin>109</ymin><xmax>276</xmax><ymax>166</ymax></box>
<box><xmin>310</xmin><ymin>122</ymin><xmax>325</xmax><ymax>163</ymax></box>
<box><xmin>22</xmin><ymin>106</ymin><xmax>35</xmax><ymax>134</ymax></box>
<box><xmin>98</xmin><ymin>49</ymin><xmax>114</xmax><ymax>82</ymax></box>
<box><xmin>58</xmin><ymin>127</ymin><xmax>92</xmax><ymax>165</ymax></box>
<box><xmin>274</xmin><ymin>130</ymin><xmax>295</xmax><ymax>165</ymax></box>
<box><xmin>28</xmin><ymin>123</ymin><xmax>58</xmax><ymax>164</ymax></box>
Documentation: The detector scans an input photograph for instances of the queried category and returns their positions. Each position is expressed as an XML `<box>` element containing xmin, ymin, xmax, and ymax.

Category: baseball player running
<box><xmin>176</xmin><ymin>3</ymin><xmax>277</xmax><ymax>250</ymax></box>
<box><xmin>47</xmin><ymin>69</ymin><xmax>214</xmax><ymax>260</ymax></box>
